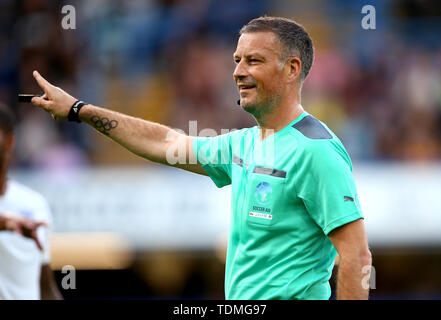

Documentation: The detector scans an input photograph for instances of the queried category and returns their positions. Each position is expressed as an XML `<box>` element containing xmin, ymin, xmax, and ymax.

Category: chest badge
<box><xmin>250</xmin><ymin>182</ymin><xmax>273</xmax><ymax>220</ymax></box>
<box><xmin>254</xmin><ymin>182</ymin><xmax>272</xmax><ymax>205</ymax></box>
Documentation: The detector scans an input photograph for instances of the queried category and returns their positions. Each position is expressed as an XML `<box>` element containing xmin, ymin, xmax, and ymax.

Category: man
<box><xmin>30</xmin><ymin>16</ymin><xmax>371</xmax><ymax>300</ymax></box>
<box><xmin>0</xmin><ymin>103</ymin><xmax>62</xmax><ymax>300</ymax></box>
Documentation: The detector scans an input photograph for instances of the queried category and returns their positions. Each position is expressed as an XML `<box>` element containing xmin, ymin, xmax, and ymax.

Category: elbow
<box><xmin>338</xmin><ymin>247</ymin><xmax>372</xmax><ymax>267</ymax></box>
<box><xmin>360</xmin><ymin>248</ymin><xmax>372</xmax><ymax>268</ymax></box>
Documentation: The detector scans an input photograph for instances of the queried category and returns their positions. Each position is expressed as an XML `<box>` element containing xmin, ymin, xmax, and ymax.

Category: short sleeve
<box><xmin>193</xmin><ymin>133</ymin><xmax>233</xmax><ymax>188</ymax></box>
<box><xmin>294</xmin><ymin>141</ymin><xmax>363</xmax><ymax>235</ymax></box>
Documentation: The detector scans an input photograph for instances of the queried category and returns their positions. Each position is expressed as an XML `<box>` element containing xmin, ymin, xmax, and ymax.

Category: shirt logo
<box><xmin>20</xmin><ymin>210</ymin><xmax>32</xmax><ymax>218</ymax></box>
<box><xmin>249</xmin><ymin>212</ymin><xmax>273</xmax><ymax>220</ymax></box>
<box><xmin>344</xmin><ymin>195</ymin><xmax>361</xmax><ymax>210</ymax></box>
<box><xmin>254</xmin><ymin>182</ymin><xmax>272</xmax><ymax>205</ymax></box>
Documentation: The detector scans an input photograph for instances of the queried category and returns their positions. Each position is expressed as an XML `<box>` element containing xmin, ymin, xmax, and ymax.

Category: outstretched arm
<box><xmin>30</xmin><ymin>71</ymin><xmax>206</xmax><ymax>175</ymax></box>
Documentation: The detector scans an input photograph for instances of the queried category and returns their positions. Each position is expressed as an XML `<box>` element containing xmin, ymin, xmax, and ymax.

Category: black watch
<box><xmin>68</xmin><ymin>100</ymin><xmax>87</xmax><ymax>123</ymax></box>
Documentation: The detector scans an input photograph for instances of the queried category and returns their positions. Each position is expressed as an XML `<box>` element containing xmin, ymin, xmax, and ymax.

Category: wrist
<box><xmin>68</xmin><ymin>100</ymin><xmax>88</xmax><ymax>123</ymax></box>
<box><xmin>77</xmin><ymin>103</ymin><xmax>90</xmax><ymax>122</ymax></box>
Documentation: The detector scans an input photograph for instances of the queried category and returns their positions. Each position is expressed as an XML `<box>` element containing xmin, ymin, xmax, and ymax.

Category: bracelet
<box><xmin>68</xmin><ymin>100</ymin><xmax>87</xmax><ymax>123</ymax></box>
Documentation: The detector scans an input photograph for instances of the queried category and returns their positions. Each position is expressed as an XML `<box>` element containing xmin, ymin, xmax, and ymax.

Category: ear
<box><xmin>285</xmin><ymin>56</ymin><xmax>302</xmax><ymax>83</ymax></box>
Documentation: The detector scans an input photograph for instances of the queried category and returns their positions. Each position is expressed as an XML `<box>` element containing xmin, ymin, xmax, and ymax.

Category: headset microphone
<box><xmin>237</xmin><ymin>99</ymin><xmax>240</xmax><ymax>106</ymax></box>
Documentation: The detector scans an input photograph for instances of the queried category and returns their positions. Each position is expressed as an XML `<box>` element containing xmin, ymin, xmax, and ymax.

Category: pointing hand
<box><xmin>31</xmin><ymin>71</ymin><xmax>77</xmax><ymax>120</ymax></box>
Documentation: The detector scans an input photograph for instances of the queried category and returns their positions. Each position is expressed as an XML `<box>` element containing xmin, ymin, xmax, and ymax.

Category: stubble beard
<box><xmin>241</xmin><ymin>90</ymin><xmax>282</xmax><ymax>121</ymax></box>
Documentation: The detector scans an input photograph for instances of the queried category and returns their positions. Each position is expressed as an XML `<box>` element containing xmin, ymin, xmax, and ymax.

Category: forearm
<box><xmin>79</xmin><ymin>104</ymin><xmax>181</xmax><ymax>165</ymax></box>
<box><xmin>30</xmin><ymin>71</ymin><xmax>202</xmax><ymax>172</ymax></box>
<box><xmin>336</xmin><ymin>255</ymin><xmax>371</xmax><ymax>300</ymax></box>
<box><xmin>40</xmin><ymin>265</ymin><xmax>63</xmax><ymax>300</ymax></box>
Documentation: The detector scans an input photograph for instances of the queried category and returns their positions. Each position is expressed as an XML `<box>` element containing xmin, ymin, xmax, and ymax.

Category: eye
<box><xmin>234</xmin><ymin>58</ymin><xmax>240</xmax><ymax>64</ymax></box>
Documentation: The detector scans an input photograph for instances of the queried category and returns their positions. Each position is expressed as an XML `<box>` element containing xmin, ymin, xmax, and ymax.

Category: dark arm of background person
<box><xmin>40</xmin><ymin>264</ymin><xmax>63</xmax><ymax>300</ymax></box>
<box><xmin>328</xmin><ymin>218</ymin><xmax>372</xmax><ymax>300</ymax></box>
<box><xmin>30</xmin><ymin>71</ymin><xmax>207</xmax><ymax>176</ymax></box>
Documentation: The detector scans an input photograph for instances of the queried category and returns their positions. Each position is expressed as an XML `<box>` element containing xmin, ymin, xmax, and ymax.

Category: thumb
<box><xmin>31</xmin><ymin>96</ymin><xmax>51</xmax><ymax>111</ymax></box>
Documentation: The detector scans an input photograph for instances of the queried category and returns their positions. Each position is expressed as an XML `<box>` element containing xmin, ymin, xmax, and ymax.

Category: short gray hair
<box><xmin>240</xmin><ymin>16</ymin><xmax>314</xmax><ymax>81</ymax></box>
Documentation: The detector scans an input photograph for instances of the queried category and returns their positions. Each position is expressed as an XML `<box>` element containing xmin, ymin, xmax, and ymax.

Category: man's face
<box><xmin>233</xmin><ymin>32</ymin><xmax>286</xmax><ymax>117</ymax></box>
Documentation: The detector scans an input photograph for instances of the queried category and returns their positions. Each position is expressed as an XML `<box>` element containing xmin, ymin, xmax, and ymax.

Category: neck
<box><xmin>256</xmin><ymin>97</ymin><xmax>304</xmax><ymax>140</ymax></box>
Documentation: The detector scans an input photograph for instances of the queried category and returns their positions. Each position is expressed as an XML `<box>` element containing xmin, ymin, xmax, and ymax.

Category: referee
<box><xmin>30</xmin><ymin>16</ymin><xmax>371</xmax><ymax>300</ymax></box>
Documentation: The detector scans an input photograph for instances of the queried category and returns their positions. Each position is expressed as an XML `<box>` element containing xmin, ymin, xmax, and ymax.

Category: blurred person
<box><xmin>0</xmin><ymin>103</ymin><xmax>62</xmax><ymax>300</ymax></box>
<box><xmin>30</xmin><ymin>16</ymin><xmax>371</xmax><ymax>300</ymax></box>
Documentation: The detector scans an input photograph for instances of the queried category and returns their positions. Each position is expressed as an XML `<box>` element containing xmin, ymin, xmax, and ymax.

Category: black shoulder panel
<box><xmin>292</xmin><ymin>115</ymin><xmax>333</xmax><ymax>139</ymax></box>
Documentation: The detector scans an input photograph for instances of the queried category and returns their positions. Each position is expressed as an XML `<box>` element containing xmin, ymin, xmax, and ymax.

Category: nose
<box><xmin>233</xmin><ymin>60</ymin><xmax>248</xmax><ymax>82</ymax></box>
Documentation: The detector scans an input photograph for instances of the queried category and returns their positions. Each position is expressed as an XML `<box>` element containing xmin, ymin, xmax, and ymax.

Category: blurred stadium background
<box><xmin>1</xmin><ymin>0</ymin><xmax>440</xmax><ymax>299</ymax></box>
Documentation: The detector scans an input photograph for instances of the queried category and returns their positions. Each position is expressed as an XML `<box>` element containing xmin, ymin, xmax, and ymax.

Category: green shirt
<box><xmin>193</xmin><ymin>111</ymin><xmax>363</xmax><ymax>300</ymax></box>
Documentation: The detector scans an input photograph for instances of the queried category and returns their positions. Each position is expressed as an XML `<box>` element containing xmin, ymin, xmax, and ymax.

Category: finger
<box><xmin>21</xmin><ymin>219</ymin><xmax>47</xmax><ymax>231</ymax></box>
<box><xmin>31</xmin><ymin>96</ymin><xmax>52</xmax><ymax>110</ymax></box>
<box><xmin>30</xmin><ymin>230</ymin><xmax>44</xmax><ymax>251</ymax></box>
<box><xmin>35</xmin><ymin>239</ymin><xmax>44</xmax><ymax>251</ymax></box>
<box><xmin>34</xmin><ymin>221</ymin><xmax>49</xmax><ymax>228</ymax></box>
<box><xmin>33</xmin><ymin>70</ymin><xmax>52</xmax><ymax>92</ymax></box>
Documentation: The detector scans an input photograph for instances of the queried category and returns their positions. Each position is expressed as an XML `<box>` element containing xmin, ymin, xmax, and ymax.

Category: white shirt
<box><xmin>0</xmin><ymin>180</ymin><xmax>52</xmax><ymax>300</ymax></box>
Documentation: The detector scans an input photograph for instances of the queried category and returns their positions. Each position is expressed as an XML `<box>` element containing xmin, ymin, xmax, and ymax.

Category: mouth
<box><xmin>238</xmin><ymin>84</ymin><xmax>256</xmax><ymax>93</ymax></box>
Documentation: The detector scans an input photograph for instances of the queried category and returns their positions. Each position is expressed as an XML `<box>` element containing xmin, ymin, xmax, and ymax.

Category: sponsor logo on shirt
<box><xmin>249</xmin><ymin>212</ymin><xmax>273</xmax><ymax>220</ymax></box>
<box><xmin>252</xmin><ymin>205</ymin><xmax>271</xmax><ymax>213</ymax></box>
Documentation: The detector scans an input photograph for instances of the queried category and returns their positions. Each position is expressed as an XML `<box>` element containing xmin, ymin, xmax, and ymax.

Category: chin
<box><xmin>241</xmin><ymin>101</ymin><xmax>259</xmax><ymax>116</ymax></box>
<box><xmin>241</xmin><ymin>97</ymin><xmax>277</xmax><ymax>119</ymax></box>
<box><xmin>239</xmin><ymin>98</ymin><xmax>251</xmax><ymax>108</ymax></box>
